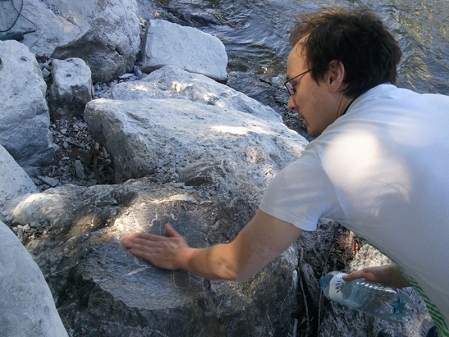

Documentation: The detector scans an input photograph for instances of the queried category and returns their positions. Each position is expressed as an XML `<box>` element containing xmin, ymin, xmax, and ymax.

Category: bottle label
<box><xmin>328</xmin><ymin>272</ymin><xmax>348</xmax><ymax>301</ymax></box>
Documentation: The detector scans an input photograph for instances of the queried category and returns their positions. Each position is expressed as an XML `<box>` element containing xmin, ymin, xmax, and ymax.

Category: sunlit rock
<box><xmin>141</xmin><ymin>20</ymin><xmax>228</xmax><ymax>82</ymax></box>
<box><xmin>111</xmin><ymin>65</ymin><xmax>282</xmax><ymax>122</ymax></box>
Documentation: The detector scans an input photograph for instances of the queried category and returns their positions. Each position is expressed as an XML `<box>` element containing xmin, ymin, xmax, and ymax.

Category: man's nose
<box><xmin>287</xmin><ymin>95</ymin><xmax>297</xmax><ymax>111</ymax></box>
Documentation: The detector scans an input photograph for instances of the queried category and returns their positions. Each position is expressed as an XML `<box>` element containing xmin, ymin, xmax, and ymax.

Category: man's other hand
<box><xmin>343</xmin><ymin>263</ymin><xmax>411</xmax><ymax>288</ymax></box>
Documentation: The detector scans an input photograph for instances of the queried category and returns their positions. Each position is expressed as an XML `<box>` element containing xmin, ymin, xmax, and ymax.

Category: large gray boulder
<box><xmin>86</xmin><ymin>66</ymin><xmax>305</xmax><ymax>185</ymax></box>
<box><xmin>85</xmin><ymin>97</ymin><xmax>307</xmax><ymax>189</ymax></box>
<box><xmin>5</xmin><ymin>179</ymin><xmax>298</xmax><ymax>337</ymax></box>
<box><xmin>142</xmin><ymin>19</ymin><xmax>228</xmax><ymax>82</ymax></box>
<box><xmin>0</xmin><ymin>220</ymin><xmax>68</xmax><ymax>337</ymax></box>
<box><xmin>0</xmin><ymin>40</ymin><xmax>54</xmax><ymax>176</ymax></box>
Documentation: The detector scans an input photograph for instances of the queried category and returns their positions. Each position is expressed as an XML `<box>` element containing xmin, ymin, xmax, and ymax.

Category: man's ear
<box><xmin>327</xmin><ymin>60</ymin><xmax>346</xmax><ymax>93</ymax></box>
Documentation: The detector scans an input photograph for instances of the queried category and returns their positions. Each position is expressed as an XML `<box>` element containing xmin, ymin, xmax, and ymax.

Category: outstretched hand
<box><xmin>122</xmin><ymin>223</ymin><xmax>191</xmax><ymax>270</ymax></box>
<box><xmin>121</xmin><ymin>210</ymin><xmax>303</xmax><ymax>281</ymax></box>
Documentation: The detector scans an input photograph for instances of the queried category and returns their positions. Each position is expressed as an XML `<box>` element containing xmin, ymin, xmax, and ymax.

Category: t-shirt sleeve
<box><xmin>259</xmin><ymin>148</ymin><xmax>343</xmax><ymax>231</ymax></box>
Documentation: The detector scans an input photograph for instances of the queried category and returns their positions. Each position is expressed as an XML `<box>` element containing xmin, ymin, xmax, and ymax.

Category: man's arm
<box><xmin>343</xmin><ymin>263</ymin><xmax>411</xmax><ymax>288</ymax></box>
<box><xmin>122</xmin><ymin>210</ymin><xmax>303</xmax><ymax>282</ymax></box>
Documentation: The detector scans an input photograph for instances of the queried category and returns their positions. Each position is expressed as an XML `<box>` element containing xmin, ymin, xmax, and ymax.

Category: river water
<box><xmin>161</xmin><ymin>0</ymin><xmax>449</xmax><ymax>95</ymax></box>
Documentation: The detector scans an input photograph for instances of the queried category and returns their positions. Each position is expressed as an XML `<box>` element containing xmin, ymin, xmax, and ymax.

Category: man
<box><xmin>123</xmin><ymin>7</ymin><xmax>448</xmax><ymax>336</ymax></box>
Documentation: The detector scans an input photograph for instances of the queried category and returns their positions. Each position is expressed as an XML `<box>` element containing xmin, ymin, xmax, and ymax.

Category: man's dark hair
<box><xmin>289</xmin><ymin>7</ymin><xmax>402</xmax><ymax>98</ymax></box>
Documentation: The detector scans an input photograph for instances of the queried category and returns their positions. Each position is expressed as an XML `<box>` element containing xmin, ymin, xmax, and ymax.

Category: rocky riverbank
<box><xmin>0</xmin><ymin>0</ymin><xmax>434</xmax><ymax>336</ymax></box>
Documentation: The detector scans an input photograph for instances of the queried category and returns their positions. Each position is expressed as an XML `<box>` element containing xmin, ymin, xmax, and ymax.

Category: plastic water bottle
<box><xmin>319</xmin><ymin>271</ymin><xmax>412</xmax><ymax>323</ymax></box>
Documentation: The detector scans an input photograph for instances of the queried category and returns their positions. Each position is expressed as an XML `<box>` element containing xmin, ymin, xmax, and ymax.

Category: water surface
<box><xmin>163</xmin><ymin>0</ymin><xmax>449</xmax><ymax>94</ymax></box>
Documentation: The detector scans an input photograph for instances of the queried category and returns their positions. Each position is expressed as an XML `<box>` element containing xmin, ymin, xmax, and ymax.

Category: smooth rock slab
<box><xmin>6</xmin><ymin>179</ymin><xmax>298</xmax><ymax>337</ymax></box>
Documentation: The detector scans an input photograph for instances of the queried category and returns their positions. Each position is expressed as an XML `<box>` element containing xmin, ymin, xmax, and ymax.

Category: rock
<box><xmin>142</xmin><ymin>19</ymin><xmax>228</xmax><ymax>82</ymax></box>
<box><xmin>13</xmin><ymin>0</ymin><xmax>141</xmax><ymax>82</ymax></box>
<box><xmin>74</xmin><ymin>160</ymin><xmax>86</xmax><ymax>179</ymax></box>
<box><xmin>49</xmin><ymin>58</ymin><xmax>94</xmax><ymax>120</ymax></box>
<box><xmin>84</xmin><ymin>97</ymin><xmax>307</xmax><ymax>187</ymax></box>
<box><xmin>0</xmin><ymin>145</ymin><xmax>38</xmax><ymax>223</ymax></box>
<box><xmin>0</xmin><ymin>220</ymin><xmax>68</xmax><ymax>337</ymax></box>
<box><xmin>46</xmin><ymin>0</ymin><xmax>141</xmax><ymax>82</ymax></box>
<box><xmin>15</xmin><ymin>0</ymin><xmax>81</xmax><ymax>57</ymax></box>
<box><xmin>5</xmin><ymin>179</ymin><xmax>298</xmax><ymax>336</ymax></box>
<box><xmin>38</xmin><ymin>176</ymin><xmax>60</xmax><ymax>188</ymax></box>
<box><xmin>0</xmin><ymin>40</ymin><xmax>54</xmax><ymax>176</ymax></box>
<box><xmin>87</xmin><ymin>67</ymin><xmax>302</xmax><ymax>188</ymax></box>
<box><xmin>111</xmin><ymin>65</ymin><xmax>282</xmax><ymax>122</ymax></box>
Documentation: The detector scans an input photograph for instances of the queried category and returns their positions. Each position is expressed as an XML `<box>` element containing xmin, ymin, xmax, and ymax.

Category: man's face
<box><xmin>286</xmin><ymin>44</ymin><xmax>340</xmax><ymax>138</ymax></box>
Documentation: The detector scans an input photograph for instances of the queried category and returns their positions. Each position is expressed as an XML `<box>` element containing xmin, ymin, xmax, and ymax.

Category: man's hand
<box><xmin>122</xmin><ymin>223</ymin><xmax>192</xmax><ymax>270</ymax></box>
<box><xmin>122</xmin><ymin>210</ymin><xmax>303</xmax><ymax>282</ymax></box>
<box><xmin>343</xmin><ymin>263</ymin><xmax>411</xmax><ymax>289</ymax></box>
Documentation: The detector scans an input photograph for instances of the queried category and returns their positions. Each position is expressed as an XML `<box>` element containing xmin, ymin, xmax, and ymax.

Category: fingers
<box><xmin>165</xmin><ymin>223</ymin><xmax>181</xmax><ymax>238</ymax></box>
<box><xmin>343</xmin><ymin>270</ymin><xmax>370</xmax><ymax>282</ymax></box>
<box><xmin>122</xmin><ymin>235</ymin><xmax>176</xmax><ymax>269</ymax></box>
<box><xmin>123</xmin><ymin>224</ymin><xmax>178</xmax><ymax>242</ymax></box>
<box><xmin>123</xmin><ymin>236</ymin><xmax>163</xmax><ymax>250</ymax></box>
<box><xmin>128</xmin><ymin>245</ymin><xmax>157</xmax><ymax>260</ymax></box>
<box><xmin>128</xmin><ymin>245</ymin><xmax>177</xmax><ymax>270</ymax></box>
<box><xmin>343</xmin><ymin>266</ymin><xmax>388</xmax><ymax>283</ymax></box>
<box><xmin>122</xmin><ymin>232</ymin><xmax>162</xmax><ymax>248</ymax></box>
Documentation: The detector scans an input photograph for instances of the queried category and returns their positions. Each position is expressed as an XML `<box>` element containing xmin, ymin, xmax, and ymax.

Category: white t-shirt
<box><xmin>260</xmin><ymin>84</ymin><xmax>449</xmax><ymax>334</ymax></box>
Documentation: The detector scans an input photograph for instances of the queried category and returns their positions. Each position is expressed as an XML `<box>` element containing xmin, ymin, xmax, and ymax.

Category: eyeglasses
<box><xmin>284</xmin><ymin>69</ymin><xmax>312</xmax><ymax>96</ymax></box>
